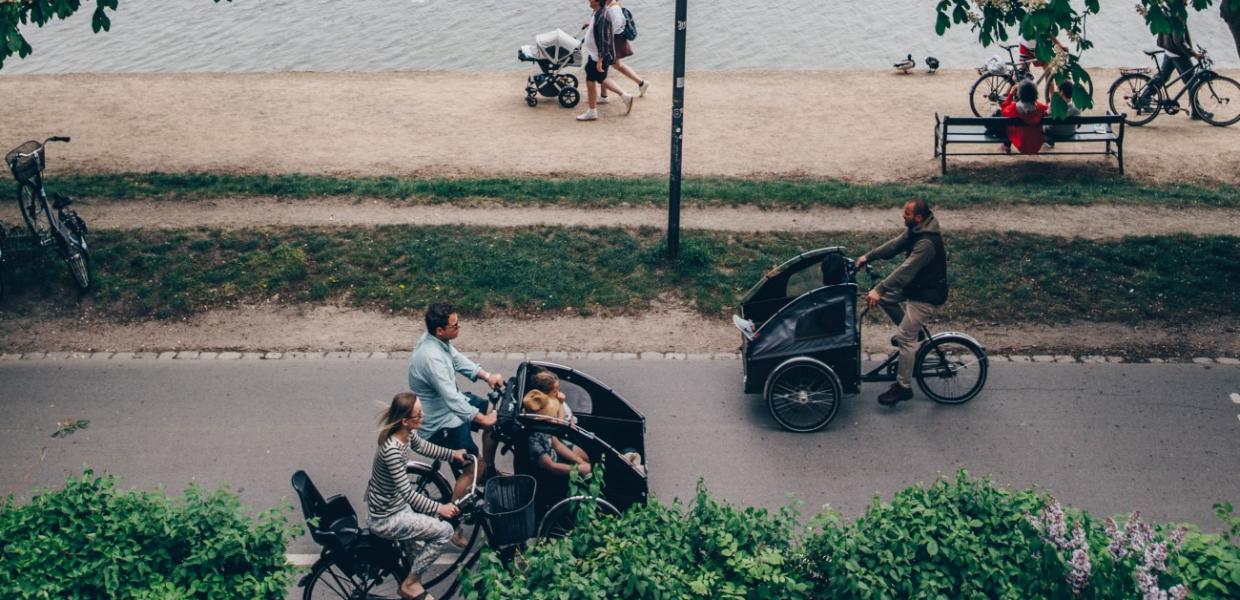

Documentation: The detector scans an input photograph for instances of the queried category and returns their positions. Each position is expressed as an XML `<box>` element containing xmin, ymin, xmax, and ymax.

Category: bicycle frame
<box><xmin>1145</xmin><ymin>52</ymin><xmax>1213</xmax><ymax>106</ymax></box>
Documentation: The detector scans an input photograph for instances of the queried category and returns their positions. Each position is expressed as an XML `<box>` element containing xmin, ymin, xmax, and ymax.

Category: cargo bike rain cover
<box><xmin>738</xmin><ymin>247</ymin><xmax>859</xmax><ymax>361</ymax></box>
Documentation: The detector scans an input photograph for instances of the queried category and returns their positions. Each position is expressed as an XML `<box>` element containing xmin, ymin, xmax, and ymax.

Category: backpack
<box><xmin>621</xmin><ymin>7</ymin><xmax>637</xmax><ymax>41</ymax></box>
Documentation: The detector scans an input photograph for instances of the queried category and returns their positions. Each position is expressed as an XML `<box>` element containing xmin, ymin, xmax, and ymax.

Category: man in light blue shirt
<box><xmin>408</xmin><ymin>302</ymin><xmax>503</xmax><ymax>509</ymax></box>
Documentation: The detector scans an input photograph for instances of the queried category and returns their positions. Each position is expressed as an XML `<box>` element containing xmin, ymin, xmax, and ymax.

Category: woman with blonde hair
<box><xmin>365</xmin><ymin>392</ymin><xmax>467</xmax><ymax>600</ymax></box>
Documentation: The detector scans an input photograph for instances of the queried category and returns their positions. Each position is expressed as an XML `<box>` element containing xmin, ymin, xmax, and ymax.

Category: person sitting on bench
<box><xmin>1043</xmin><ymin>81</ymin><xmax>1082</xmax><ymax>146</ymax></box>
<box><xmin>999</xmin><ymin>79</ymin><xmax>1048</xmax><ymax>155</ymax></box>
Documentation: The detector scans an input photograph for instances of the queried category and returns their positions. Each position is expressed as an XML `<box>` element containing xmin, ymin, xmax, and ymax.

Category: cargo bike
<box><xmin>292</xmin><ymin>360</ymin><xmax>649</xmax><ymax>599</ymax></box>
<box><xmin>735</xmin><ymin>247</ymin><xmax>989</xmax><ymax>433</ymax></box>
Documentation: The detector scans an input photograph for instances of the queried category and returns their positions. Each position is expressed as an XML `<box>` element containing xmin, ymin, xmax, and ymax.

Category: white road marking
<box><xmin>1230</xmin><ymin>392</ymin><xmax>1240</xmax><ymax>404</ymax></box>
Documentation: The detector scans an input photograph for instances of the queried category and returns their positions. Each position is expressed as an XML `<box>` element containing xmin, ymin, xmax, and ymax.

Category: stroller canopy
<box><xmin>520</xmin><ymin>28</ymin><xmax>582</xmax><ymax>65</ymax></box>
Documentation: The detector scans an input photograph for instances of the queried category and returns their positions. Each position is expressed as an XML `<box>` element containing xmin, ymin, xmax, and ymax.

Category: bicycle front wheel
<box><xmin>1191</xmin><ymin>75</ymin><xmax>1240</xmax><ymax>127</ymax></box>
<box><xmin>17</xmin><ymin>184</ymin><xmax>54</xmax><ymax>242</ymax></box>
<box><xmin>302</xmin><ymin>552</ymin><xmax>403</xmax><ymax>600</ymax></box>
<box><xmin>537</xmin><ymin>496</ymin><xmax>621</xmax><ymax>540</ymax></box>
<box><xmin>54</xmin><ymin>211</ymin><xmax>91</xmax><ymax>292</ymax></box>
<box><xmin>1108</xmin><ymin>73</ymin><xmax>1163</xmax><ymax>126</ymax></box>
<box><xmin>969</xmin><ymin>73</ymin><xmax>1014</xmax><ymax>117</ymax></box>
<box><xmin>914</xmin><ymin>336</ymin><xmax>988</xmax><ymax>405</ymax></box>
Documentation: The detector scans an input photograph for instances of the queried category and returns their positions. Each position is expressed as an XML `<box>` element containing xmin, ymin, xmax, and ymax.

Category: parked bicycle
<box><xmin>969</xmin><ymin>43</ymin><xmax>1093</xmax><ymax>117</ymax></box>
<box><xmin>1107</xmin><ymin>46</ymin><xmax>1240</xmax><ymax>127</ymax></box>
<box><xmin>3</xmin><ymin>137</ymin><xmax>92</xmax><ymax>293</ymax></box>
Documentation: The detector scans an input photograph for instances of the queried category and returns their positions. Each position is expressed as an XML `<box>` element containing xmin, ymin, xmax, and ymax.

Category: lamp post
<box><xmin>667</xmin><ymin>0</ymin><xmax>687</xmax><ymax>258</ymax></box>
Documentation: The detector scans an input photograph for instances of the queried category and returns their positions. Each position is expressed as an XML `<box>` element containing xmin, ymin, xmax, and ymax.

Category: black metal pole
<box><xmin>667</xmin><ymin>0</ymin><xmax>687</xmax><ymax>259</ymax></box>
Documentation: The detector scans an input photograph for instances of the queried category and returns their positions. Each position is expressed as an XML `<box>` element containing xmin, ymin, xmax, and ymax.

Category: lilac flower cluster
<box><xmin>1103</xmin><ymin>512</ymin><xmax>1189</xmax><ymax>600</ymax></box>
<box><xmin>1028</xmin><ymin>498</ymin><xmax>1093</xmax><ymax>595</ymax></box>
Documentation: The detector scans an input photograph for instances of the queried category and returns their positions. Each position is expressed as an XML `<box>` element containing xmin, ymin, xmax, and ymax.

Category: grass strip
<box><xmin>2</xmin><ymin>227</ymin><xmax>1235</xmax><ymax>323</ymax></box>
<box><xmin>46</xmin><ymin>172</ymin><xmax>1240</xmax><ymax>209</ymax></box>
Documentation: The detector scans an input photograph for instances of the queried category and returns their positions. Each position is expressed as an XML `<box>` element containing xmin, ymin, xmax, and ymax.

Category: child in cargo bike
<box><xmin>522</xmin><ymin>369</ymin><xmax>592</xmax><ymax>477</ymax></box>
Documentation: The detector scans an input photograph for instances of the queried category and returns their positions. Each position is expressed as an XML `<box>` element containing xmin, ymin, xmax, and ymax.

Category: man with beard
<box><xmin>855</xmin><ymin>199</ymin><xmax>949</xmax><ymax>406</ymax></box>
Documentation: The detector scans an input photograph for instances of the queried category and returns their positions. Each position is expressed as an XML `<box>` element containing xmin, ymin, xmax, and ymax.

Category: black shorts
<box><xmin>585</xmin><ymin>58</ymin><xmax>611</xmax><ymax>83</ymax></box>
<box><xmin>425</xmin><ymin>392</ymin><xmax>489</xmax><ymax>473</ymax></box>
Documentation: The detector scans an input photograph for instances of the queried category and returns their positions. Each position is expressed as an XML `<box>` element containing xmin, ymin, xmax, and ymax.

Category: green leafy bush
<box><xmin>0</xmin><ymin>469</ymin><xmax>298</xmax><ymax>599</ymax></box>
<box><xmin>462</xmin><ymin>475</ymin><xmax>811</xmax><ymax>600</ymax></box>
<box><xmin>804</xmin><ymin>471</ymin><xmax>1066</xmax><ymax>599</ymax></box>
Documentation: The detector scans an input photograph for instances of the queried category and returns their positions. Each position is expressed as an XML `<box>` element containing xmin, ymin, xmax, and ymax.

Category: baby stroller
<box><xmin>518</xmin><ymin>28</ymin><xmax>583</xmax><ymax>108</ymax></box>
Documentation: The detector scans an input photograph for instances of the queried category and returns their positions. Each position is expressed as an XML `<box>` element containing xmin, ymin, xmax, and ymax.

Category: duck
<box><xmin>894</xmin><ymin>54</ymin><xmax>916</xmax><ymax>73</ymax></box>
<box><xmin>925</xmin><ymin>56</ymin><xmax>940</xmax><ymax>73</ymax></box>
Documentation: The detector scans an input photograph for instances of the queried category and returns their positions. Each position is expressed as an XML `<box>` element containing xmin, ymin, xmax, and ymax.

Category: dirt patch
<box><xmin>2</xmin><ymin>70</ymin><xmax>1238</xmax><ymax>183</ymax></box>
<box><xmin>6</xmin><ymin>197</ymin><xmax>1238</xmax><ymax>239</ymax></box>
<box><xmin>1</xmin><ymin>303</ymin><xmax>1235</xmax><ymax>358</ymax></box>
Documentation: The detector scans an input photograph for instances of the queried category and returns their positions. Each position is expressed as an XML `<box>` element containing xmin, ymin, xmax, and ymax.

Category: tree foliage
<box><xmin>935</xmin><ymin>0</ymin><xmax>1240</xmax><ymax>116</ymax></box>
<box><xmin>0</xmin><ymin>0</ymin><xmax>231</xmax><ymax>70</ymax></box>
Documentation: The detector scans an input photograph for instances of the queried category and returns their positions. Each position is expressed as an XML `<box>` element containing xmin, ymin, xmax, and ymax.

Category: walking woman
<box><xmin>365</xmin><ymin>392</ymin><xmax>467</xmax><ymax>600</ymax></box>
<box><xmin>599</xmin><ymin>0</ymin><xmax>649</xmax><ymax>104</ymax></box>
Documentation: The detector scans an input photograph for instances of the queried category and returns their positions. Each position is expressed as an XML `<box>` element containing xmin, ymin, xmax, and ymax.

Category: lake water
<box><xmin>2</xmin><ymin>0</ymin><xmax>1237</xmax><ymax>74</ymax></box>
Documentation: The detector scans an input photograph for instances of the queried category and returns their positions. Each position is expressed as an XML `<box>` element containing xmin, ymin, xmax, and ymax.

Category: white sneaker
<box><xmin>622</xmin><ymin>93</ymin><xmax>634</xmax><ymax>116</ymax></box>
<box><xmin>576</xmin><ymin>108</ymin><xmax>598</xmax><ymax>121</ymax></box>
<box><xmin>638</xmin><ymin>80</ymin><xmax>649</xmax><ymax>97</ymax></box>
<box><xmin>597</xmin><ymin>95</ymin><xmax>610</xmax><ymax>104</ymax></box>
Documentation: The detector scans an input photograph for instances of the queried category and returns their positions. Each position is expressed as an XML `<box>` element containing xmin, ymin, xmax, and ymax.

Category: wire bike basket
<box><xmin>483</xmin><ymin>474</ymin><xmax>537</xmax><ymax>547</ymax></box>
<box><xmin>5</xmin><ymin>141</ymin><xmax>44</xmax><ymax>183</ymax></box>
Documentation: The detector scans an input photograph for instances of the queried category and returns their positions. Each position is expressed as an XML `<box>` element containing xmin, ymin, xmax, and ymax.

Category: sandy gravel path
<box><xmin>2</xmin><ymin>70</ymin><xmax>1238</xmax><ymax>183</ymax></box>
<box><xmin>0</xmin><ymin>304</ymin><xmax>1235</xmax><ymax>358</ymax></box>
<box><xmin>8</xmin><ymin>198</ymin><xmax>1237</xmax><ymax>239</ymax></box>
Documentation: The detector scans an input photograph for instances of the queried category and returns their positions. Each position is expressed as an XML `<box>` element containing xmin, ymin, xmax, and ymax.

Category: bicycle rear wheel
<box><xmin>54</xmin><ymin>210</ymin><xmax>91</xmax><ymax>292</ymax></box>
<box><xmin>914</xmin><ymin>336</ymin><xmax>988</xmax><ymax>405</ymax></box>
<box><xmin>969</xmin><ymin>73</ymin><xmax>1014</xmax><ymax>117</ymax></box>
<box><xmin>302</xmin><ymin>551</ymin><xmax>404</xmax><ymax>600</ymax></box>
<box><xmin>1191</xmin><ymin>75</ymin><xmax>1240</xmax><ymax>127</ymax></box>
<box><xmin>1108</xmin><ymin>73</ymin><xmax>1163</xmax><ymax>126</ymax></box>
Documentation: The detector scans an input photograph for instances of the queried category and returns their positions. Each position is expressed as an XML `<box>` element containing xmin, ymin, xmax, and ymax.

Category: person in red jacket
<box><xmin>999</xmin><ymin>79</ymin><xmax>1048</xmax><ymax>154</ymax></box>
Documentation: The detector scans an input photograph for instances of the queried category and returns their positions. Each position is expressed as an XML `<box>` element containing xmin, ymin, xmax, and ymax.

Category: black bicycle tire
<box><xmin>536</xmin><ymin>495</ymin><xmax>621</xmax><ymax>540</ymax></box>
<box><xmin>764</xmin><ymin>358</ymin><xmax>843</xmax><ymax>433</ymax></box>
<box><xmin>913</xmin><ymin>336</ymin><xmax>988</xmax><ymax>405</ymax></box>
<box><xmin>17</xmin><ymin>183</ymin><xmax>52</xmax><ymax>241</ymax></box>
<box><xmin>1191</xmin><ymin>74</ymin><xmax>1240</xmax><ymax>127</ymax></box>
<box><xmin>55</xmin><ymin>229</ymin><xmax>92</xmax><ymax>292</ymax></box>
<box><xmin>969</xmin><ymin>73</ymin><xmax>1014</xmax><ymax>117</ymax></box>
<box><xmin>302</xmin><ymin>552</ymin><xmax>399</xmax><ymax>600</ymax></box>
<box><xmin>1108</xmin><ymin>73</ymin><xmax>1162</xmax><ymax>126</ymax></box>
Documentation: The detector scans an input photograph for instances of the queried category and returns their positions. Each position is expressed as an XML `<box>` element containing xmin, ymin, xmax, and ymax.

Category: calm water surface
<box><xmin>3</xmin><ymin>0</ymin><xmax>1237</xmax><ymax>74</ymax></box>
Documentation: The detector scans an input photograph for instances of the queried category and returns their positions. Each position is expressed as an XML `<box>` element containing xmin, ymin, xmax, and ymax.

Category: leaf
<box><xmin>935</xmin><ymin>13</ymin><xmax>950</xmax><ymax>36</ymax></box>
<box><xmin>926</xmin><ymin>539</ymin><xmax>939</xmax><ymax>557</ymax></box>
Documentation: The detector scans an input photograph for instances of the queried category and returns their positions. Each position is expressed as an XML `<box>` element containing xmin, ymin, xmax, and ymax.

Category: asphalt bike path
<box><xmin>2</xmin><ymin>358</ymin><xmax>1237</xmax><ymax>559</ymax></box>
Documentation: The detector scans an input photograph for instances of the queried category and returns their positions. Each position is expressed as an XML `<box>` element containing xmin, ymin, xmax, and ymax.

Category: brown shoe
<box><xmin>877</xmin><ymin>383</ymin><xmax>913</xmax><ymax>406</ymax></box>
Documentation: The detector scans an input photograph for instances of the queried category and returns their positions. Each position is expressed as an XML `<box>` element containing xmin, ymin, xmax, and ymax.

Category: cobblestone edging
<box><xmin>1</xmin><ymin>351</ymin><xmax>1238</xmax><ymax>365</ymax></box>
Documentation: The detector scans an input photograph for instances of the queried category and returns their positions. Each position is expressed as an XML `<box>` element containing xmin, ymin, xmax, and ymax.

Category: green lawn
<box><xmin>46</xmin><ymin>172</ymin><xmax>1240</xmax><ymax>209</ymax></box>
<box><xmin>3</xmin><ymin>226</ymin><xmax>1235</xmax><ymax>324</ymax></box>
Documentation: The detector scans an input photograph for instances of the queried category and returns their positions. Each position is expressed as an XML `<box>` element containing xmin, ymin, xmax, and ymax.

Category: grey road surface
<box><xmin>1</xmin><ymin>358</ymin><xmax>1238</xmax><ymax>559</ymax></box>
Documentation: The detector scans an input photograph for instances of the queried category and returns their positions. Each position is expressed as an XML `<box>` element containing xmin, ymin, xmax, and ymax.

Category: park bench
<box><xmin>933</xmin><ymin>112</ymin><xmax>1127</xmax><ymax>175</ymax></box>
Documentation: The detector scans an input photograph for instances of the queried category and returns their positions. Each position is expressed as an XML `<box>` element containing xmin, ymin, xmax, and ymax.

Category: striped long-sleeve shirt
<box><xmin>365</xmin><ymin>433</ymin><xmax>454</xmax><ymax>518</ymax></box>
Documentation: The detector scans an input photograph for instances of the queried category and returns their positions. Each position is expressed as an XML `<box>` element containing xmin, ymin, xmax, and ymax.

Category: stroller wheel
<box><xmin>557</xmin><ymin>74</ymin><xmax>579</xmax><ymax>89</ymax></box>
<box><xmin>558</xmin><ymin>86</ymin><xmax>580</xmax><ymax>109</ymax></box>
<box><xmin>526</xmin><ymin>96</ymin><xmax>539</xmax><ymax>107</ymax></box>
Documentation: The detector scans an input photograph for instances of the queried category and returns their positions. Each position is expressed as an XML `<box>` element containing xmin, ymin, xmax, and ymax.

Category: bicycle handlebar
<box><xmin>46</xmin><ymin>136</ymin><xmax>70</xmax><ymax>144</ymax></box>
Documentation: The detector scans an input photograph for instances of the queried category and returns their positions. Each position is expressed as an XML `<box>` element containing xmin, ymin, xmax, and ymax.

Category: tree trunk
<box><xmin>1224</xmin><ymin>0</ymin><xmax>1240</xmax><ymax>61</ymax></box>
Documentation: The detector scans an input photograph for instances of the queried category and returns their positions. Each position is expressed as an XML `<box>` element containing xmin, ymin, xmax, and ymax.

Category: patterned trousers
<box><xmin>368</xmin><ymin>505</ymin><xmax>453</xmax><ymax>575</ymax></box>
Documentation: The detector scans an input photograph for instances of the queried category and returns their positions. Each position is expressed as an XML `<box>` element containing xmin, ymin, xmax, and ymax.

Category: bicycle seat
<box><xmin>999</xmin><ymin>43</ymin><xmax>1019</xmax><ymax>51</ymax></box>
<box><xmin>52</xmin><ymin>193</ymin><xmax>73</xmax><ymax>210</ymax></box>
<box><xmin>1143</xmin><ymin>48</ymin><xmax>1165</xmax><ymax>57</ymax></box>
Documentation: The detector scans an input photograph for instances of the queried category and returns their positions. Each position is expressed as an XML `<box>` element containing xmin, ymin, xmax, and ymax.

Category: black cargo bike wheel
<box><xmin>764</xmin><ymin>357</ymin><xmax>843</xmax><ymax>433</ymax></box>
